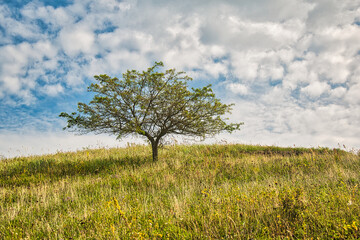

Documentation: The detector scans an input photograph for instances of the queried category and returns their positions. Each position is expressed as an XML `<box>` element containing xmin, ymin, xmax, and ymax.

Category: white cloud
<box><xmin>33</xmin><ymin>40</ymin><xmax>58</xmax><ymax>59</ymax></box>
<box><xmin>0</xmin><ymin>5</ymin><xmax>41</xmax><ymax>41</ymax></box>
<box><xmin>1</xmin><ymin>0</ymin><xmax>360</xmax><ymax>155</ymax></box>
<box><xmin>231</xmin><ymin>52</ymin><xmax>259</xmax><ymax>81</ymax></box>
<box><xmin>227</xmin><ymin>99</ymin><xmax>360</xmax><ymax>150</ymax></box>
<box><xmin>345</xmin><ymin>83</ymin><xmax>360</xmax><ymax>105</ymax></box>
<box><xmin>283</xmin><ymin>55</ymin><xmax>318</xmax><ymax>90</ymax></box>
<box><xmin>2</xmin><ymin>76</ymin><xmax>21</xmax><ymax>93</ymax></box>
<box><xmin>301</xmin><ymin>81</ymin><xmax>330</xmax><ymax>98</ymax></box>
<box><xmin>59</xmin><ymin>27</ymin><xmax>95</xmax><ymax>57</ymax></box>
<box><xmin>0</xmin><ymin>40</ymin><xmax>61</xmax><ymax>104</ymax></box>
<box><xmin>42</xmin><ymin>84</ymin><xmax>64</xmax><ymax>96</ymax></box>
<box><xmin>227</xmin><ymin>83</ymin><xmax>248</xmax><ymax>95</ymax></box>
<box><xmin>330</xmin><ymin>87</ymin><xmax>347</xmax><ymax>98</ymax></box>
<box><xmin>306</xmin><ymin>0</ymin><xmax>359</xmax><ymax>30</ymax></box>
<box><xmin>203</xmin><ymin>62</ymin><xmax>228</xmax><ymax>79</ymax></box>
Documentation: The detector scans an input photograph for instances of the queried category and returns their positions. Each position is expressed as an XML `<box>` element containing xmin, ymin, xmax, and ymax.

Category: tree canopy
<box><xmin>60</xmin><ymin>62</ymin><xmax>242</xmax><ymax>161</ymax></box>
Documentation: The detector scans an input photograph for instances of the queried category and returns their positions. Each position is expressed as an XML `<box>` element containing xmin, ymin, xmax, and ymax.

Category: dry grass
<box><xmin>0</xmin><ymin>144</ymin><xmax>359</xmax><ymax>239</ymax></box>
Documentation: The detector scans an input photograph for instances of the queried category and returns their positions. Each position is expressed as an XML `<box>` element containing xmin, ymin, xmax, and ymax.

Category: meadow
<box><xmin>0</xmin><ymin>144</ymin><xmax>359</xmax><ymax>239</ymax></box>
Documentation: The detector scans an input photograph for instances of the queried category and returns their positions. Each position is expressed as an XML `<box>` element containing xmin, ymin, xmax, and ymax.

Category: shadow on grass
<box><xmin>0</xmin><ymin>155</ymin><xmax>151</xmax><ymax>188</ymax></box>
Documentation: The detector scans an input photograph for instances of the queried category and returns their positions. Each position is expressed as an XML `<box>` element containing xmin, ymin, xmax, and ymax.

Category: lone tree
<box><xmin>60</xmin><ymin>62</ymin><xmax>242</xmax><ymax>161</ymax></box>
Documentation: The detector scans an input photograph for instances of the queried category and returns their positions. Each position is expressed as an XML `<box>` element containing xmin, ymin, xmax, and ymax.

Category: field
<box><xmin>0</xmin><ymin>144</ymin><xmax>359</xmax><ymax>239</ymax></box>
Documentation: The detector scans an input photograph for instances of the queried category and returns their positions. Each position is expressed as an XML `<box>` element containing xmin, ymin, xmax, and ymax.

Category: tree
<box><xmin>59</xmin><ymin>62</ymin><xmax>242</xmax><ymax>161</ymax></box>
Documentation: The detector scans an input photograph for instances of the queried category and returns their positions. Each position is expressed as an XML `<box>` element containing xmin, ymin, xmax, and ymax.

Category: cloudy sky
<box><xmin>1</xmin><ymin>0</ymin><xmax>360</xmax><ymax>158</ymax></box>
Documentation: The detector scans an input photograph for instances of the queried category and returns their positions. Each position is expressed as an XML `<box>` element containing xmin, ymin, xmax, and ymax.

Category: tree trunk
<box><xmin>151</xmin><ymin>140</ymin><xmax>159</xmax><ymax>162</ymax></box>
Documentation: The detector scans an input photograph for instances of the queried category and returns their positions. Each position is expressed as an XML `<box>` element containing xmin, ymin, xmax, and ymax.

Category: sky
<box><xmin>1</xmin><ymin>0</ymin><xmax>360</xmax><ymax>158</ymax></box>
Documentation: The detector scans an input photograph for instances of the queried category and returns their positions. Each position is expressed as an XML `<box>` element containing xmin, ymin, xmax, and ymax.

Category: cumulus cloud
<box><xmin>227</xmin><ymin>83</ymin><xmax>248</xmax><ymax>95</ymax></box>
<box><xmin>0</xmin><ymin>40</ymin><xmax>60</xmax><ymax>104</ymax></box>
<box><xmin>330</xmin><ymin>87</ymin><xmax>347</xmax><ymax>98</ymax></box>
<box><xmin>1</xmin><ymin>0</ymin><xmax>360</xmax><ymax>157</ymax></box>
<box><xmin>345</xmin><ymin>83</ymin><xmax>360</xmax><ymax>105</ymax></box>
<box><xmin>301</xmin><ymin>81</ymin><xmax>331</xmax><ymax>98</ymax></box>
<box><xmin>59</xmin><ymin>27</ymin><xmax>95</xmax><ymax>56</ymax></box>
<box><xmin>41</xmin><ymin>84</ymin><xmax>64</xmax><ymax>96</ymax></box>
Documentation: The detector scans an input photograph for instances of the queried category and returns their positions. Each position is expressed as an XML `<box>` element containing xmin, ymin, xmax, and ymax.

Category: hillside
<box><xmin>0</xmin><ymin>144</ymin><xmax>359</xmax><ymax>239</ymax></box>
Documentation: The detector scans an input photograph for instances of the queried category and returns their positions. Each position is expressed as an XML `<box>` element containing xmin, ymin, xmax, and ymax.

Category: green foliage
<box><xmin>1</xmin><ymin>144</ymin><xmax>359</xmax><ymax>239</ymax></box>
<box><xmin>60</xmin><ymin>62</ymin><xmax>242</xmax><ymax>161</ymax></box>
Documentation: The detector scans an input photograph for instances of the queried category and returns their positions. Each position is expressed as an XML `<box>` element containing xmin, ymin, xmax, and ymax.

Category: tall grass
<box><xmin>0</xmin><ymin>144</ymin><xmax>359</xmax><ymax>239</ymax></box>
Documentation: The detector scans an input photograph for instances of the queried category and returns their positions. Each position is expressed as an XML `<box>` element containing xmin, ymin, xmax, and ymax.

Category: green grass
<box><xmin>0</xmin><ymin>144</ymin><xmax>359</xmax><ymax>239</ymax></box>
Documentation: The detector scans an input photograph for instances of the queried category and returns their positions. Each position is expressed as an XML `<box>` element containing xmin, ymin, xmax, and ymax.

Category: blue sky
<box><xmin>1</xmin><ymin>0</ymin><xmax>360</xmax><ymax>158</ymax></box>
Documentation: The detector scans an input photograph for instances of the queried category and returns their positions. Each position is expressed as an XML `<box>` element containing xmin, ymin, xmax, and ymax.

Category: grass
<box><xmin>0</xmin><ymin>144</ymin><xmax>359</xmax><ymax>239</ymax></box>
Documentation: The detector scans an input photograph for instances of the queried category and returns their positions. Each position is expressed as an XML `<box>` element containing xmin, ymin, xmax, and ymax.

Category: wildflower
<box><xmin>113</xmin><ymin>197</ymin><xmax>125</xmax><ymax>216</ymax></box>
<box><xmin>352</xmin><ymin>221</ymin><xmax>358</xmax><ymax>231</ymax></box>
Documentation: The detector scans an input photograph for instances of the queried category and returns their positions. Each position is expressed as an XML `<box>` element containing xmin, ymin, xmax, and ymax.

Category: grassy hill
<box><xmin>0</xmin><ymin>144</ymin><xmax>359</xmax><ymax>239</ymax></box>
